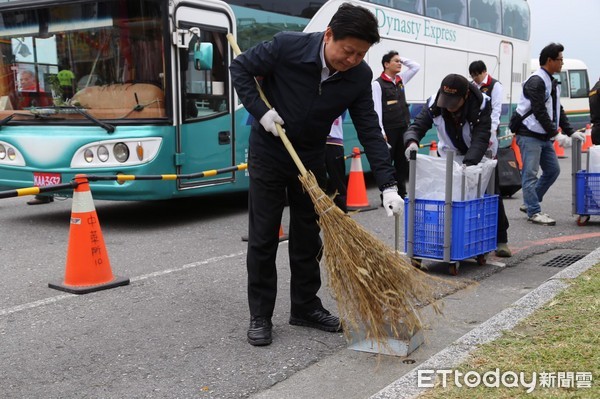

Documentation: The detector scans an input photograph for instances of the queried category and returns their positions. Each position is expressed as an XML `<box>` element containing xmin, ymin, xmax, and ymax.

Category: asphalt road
<box><xmin>1</xmin><ymin>156</ymin><xmax>598</xmax><ymax>398</ymax></box>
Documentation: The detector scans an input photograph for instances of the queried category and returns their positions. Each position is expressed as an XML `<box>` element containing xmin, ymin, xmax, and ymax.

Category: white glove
<box><xmin>404</xmin><ymin>142</ymin><xmax>419</xmax><ymax>160</ymax></box>
<box><xmin>382</xmin><ymin>187</ymin><xmax>404</xmax><ymax>217</ymax></box>
<box><xmin>259</xmin><ymin>109</ymin><xmax>284</xmax><ymax>136</ymax></box>
<box><xmin>571</xmin><ymin>131</ymin><xmax>586</xmax><ymax>142</ymax></box>
<box><xmin>554</xmin><ymin>133</ymin><xmax>572</xmax><ymax>148</ymax></box>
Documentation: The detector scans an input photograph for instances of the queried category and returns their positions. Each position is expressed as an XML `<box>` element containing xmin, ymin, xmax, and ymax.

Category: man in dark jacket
<box><xmin>230</xmin><ymin>3</ymin><xmax>404</xmax><ymax>346</ymax></box>
<box><xmin>404</xmin><ymin>73</ymin><xmax>492</xmax><ymax>167</ymax></box>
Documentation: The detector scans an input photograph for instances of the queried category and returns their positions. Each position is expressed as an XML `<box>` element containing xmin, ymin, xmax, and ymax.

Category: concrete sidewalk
<box><xmin>251</xmin><ymin>247</ymin><xmax>600</xmax><ymax>399</ymax></box>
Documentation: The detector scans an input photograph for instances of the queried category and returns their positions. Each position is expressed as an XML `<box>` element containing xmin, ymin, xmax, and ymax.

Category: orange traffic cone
<box><xmin>510</xmin><ymin>136</ymin><xmax>523</xmax><ymax>170</ymax></box>
<box><xmin>278</xmin><ymin>224</ymin><xmax>289</xmax><ymax>241</ymax></box>
<box><xmin>49</xmin><ymin>175</ymin><xmax>129</xmax><ymax>294</ymax></box>
<box><xmin>346</xmin><ymin>147</ymin><xmax>377</xmax><ymax>211</ymax></box>
<box><xmin>242</xmin><ymin>224</ymin><xmax>288</xmax><ymax>242</ymax></box>
<box><xmin>429</xmin><ymin>141</ymin><xmax>438</xmax><ymax>157</ymax></box>
<box><xmin>582</xmin><ymin>124</ymin><xmax>592</xmax><ymax>153</ymax></box>
<box><xmin>554</xmin><ymin>131</ymin><xmax>566</xmax><ymax>158</ymax></box>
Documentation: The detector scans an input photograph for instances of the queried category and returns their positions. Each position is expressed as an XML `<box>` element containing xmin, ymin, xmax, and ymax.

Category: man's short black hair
<box><xmin>539</xmin><ymin>42</ymin><xmax>564</xmax><ymax>66</ymax></box>
<box><xmin>328</xmin><ymin>3</ymin><xmax>380</xmax><ymax>45</ymax></box>
<box><xmin>468</xmin><ymin>60</ymin><xmax>487</xmax><ymax>76</ymax></box>
<box><xmin>381</xmin><ymin>51</ymin><xmax>399</xmax><ymax>69</ymax></box>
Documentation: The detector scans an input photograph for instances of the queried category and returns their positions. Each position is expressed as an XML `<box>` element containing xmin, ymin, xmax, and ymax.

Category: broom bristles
<box><xmin>299</xmin><ymin>171</ymin><xmax>444</xmax><ymax>348</ymax></box>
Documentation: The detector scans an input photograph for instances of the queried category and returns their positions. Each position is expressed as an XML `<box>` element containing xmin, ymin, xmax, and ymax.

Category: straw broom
<box><xmin>227</xmin><ymin>34</ymin><xmax>442</xmax><ymax>346</ymax></box>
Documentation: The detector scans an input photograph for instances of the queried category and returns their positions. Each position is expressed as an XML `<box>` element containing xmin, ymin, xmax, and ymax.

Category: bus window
<box><xmin>556</xmin><ymin>70</ymin><xmax>590</xmax><ymax>99</ymax></box>
<box><xmin>229</xmin><ymin>4</ymin><xmax>310</xmax><ymax>51</ymax></box>
<box><xmin>181</xmin><ymin>29</ymin><xmax>229</xmax><ymax>122</ymax></box>
<box><xmin>425</xmin><ymin>0</ymin><xmax>466</xmax><ymax>25</ymax></box>
<box><xmin>569</xmin><ymin>70</ymin><xmax>589</xmax><ymax>98</ymax></box>
<box><xmin>468</xmin><ymin>0</ymin><xmax>501</xmax><ymax>33</ymax></box>
<box><xmin>502</xmin><ymin>0</ymin><xmax>530</xmax><ymax>40</ymax></box>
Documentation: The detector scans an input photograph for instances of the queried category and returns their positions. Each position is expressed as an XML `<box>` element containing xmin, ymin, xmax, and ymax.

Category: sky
<box><xmin>528</xmin><ymin>0</ymin><xmax>600</xmax><ymax>83</ymax></box>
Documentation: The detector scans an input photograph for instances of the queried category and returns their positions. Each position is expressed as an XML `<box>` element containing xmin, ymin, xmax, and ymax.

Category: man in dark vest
<box><xmin>372</xmin><ymin>51</ymin><xmax>420</xmax><ymax>198</ymax></box>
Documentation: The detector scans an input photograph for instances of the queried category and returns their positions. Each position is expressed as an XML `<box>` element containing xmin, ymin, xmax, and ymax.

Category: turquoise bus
<box><xmin>0</xmin><ymin>0</ymin><xmax>531</xmax><ymax>200</ymax></box>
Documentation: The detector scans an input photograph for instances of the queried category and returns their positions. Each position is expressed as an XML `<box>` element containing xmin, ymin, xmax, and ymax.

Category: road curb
<box><xmin>370</xmin><ymin>247</ymin><xmax>600</xmax><ymax>399</ymax></box>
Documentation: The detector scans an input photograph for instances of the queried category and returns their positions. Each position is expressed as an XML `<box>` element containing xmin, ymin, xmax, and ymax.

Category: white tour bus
<box><xmin>305</xmin><ymin>0</ymin><xmax>532</xmax><ymax>148</ymax></box>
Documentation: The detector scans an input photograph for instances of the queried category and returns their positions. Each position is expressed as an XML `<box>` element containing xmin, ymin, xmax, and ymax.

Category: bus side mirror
<box><xmin>194</xmin><ymin>42</ymin><xmax>213</xmax><ymax>70</ymax></box>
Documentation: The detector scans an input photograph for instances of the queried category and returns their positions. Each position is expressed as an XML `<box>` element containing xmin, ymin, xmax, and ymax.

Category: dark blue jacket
<box><xmin>230</xmin><ymin>31</ymin><xmax>396</xmax><ymax>189</ymax></box>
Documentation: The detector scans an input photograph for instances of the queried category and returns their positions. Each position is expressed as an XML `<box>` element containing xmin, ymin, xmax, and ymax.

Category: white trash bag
<box><xmin>414</xmin><ymin>154</ymin><xmax>496</xmax><ymax>201</ymax></box>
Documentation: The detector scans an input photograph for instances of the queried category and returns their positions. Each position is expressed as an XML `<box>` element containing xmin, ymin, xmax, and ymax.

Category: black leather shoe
<box><xmin>247</xmin><ymin>316</ymin><xmax>273</xmax><ymax>346</ymax></box>
<box><xmin>289</xmin><ymin>308</ymin><xmax>342</xmax><ymax>332</ymax></box>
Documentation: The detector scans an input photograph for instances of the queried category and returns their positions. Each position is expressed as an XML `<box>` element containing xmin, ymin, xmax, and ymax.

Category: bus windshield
<box><xmin>0</xmin><ymin>0</ymin><xmax>166</xmax><ymax>121</ymax></box>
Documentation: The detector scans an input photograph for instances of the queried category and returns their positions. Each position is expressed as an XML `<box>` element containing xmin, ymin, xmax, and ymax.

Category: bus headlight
<box><xmin>84</xmin><ymin>148</ymin><xmax>94</xmax><ymax>163</ymax></box>
<box><xmin>0</xmin><ymin>141</ymin><xmax>25</xmax><ymax>166</ymax></box>
<box><xmin>7</xmin><ymin>147</ymin><xmax>16</xmax><ymax>161</ymax></box>
<box><xmin>113</xmin><ymin>143</ymin><xmax>129</xmax><ymax>163</ymax></box>
<box><xmin>97</xmin><ymin>145</ymin><xmax>110</xmax><ymax>162</ymax></box>
<box><xmin>70</xmin><ymin>138</ymin><xmax>162</xmax><ymax>168</ymax></box>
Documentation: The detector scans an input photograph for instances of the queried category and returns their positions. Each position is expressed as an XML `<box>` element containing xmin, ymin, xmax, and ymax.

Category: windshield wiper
<box><xmin>69</xmin><ymin>106</ymin><xmax>115</xmax><ymax>133</ymax></box>
<box><xmin>0</xmin><ymin>112</ymin><xmax>52</xmax><ymax>130</ymax></box>
<box><xmin>0</xmin><ymin>113</ymin><xmax>15</xmax><ymax>128</ymax></box>
<box><xmin>1</xmin><ymin>107</ymin><xmax>115</xmax><ymax>133</ymax></box>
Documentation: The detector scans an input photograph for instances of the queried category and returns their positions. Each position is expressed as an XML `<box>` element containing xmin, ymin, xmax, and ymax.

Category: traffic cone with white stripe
<box><xmin>49</xmin><ymin>175</ymin><xmax>129</xmax><ymax>294</ymax></box>
<box><xmin>582</xmin><ymin>124</ymin><xmax>592</xmax><ymax>153</ymax></box>
<box><xmin>554</xmin><ymin>129</ymin><xmax>566</xmax><ymax>158</ymax></box>
<box><xmin>429</xmin><ymin>141</ymin><xmax>438</xmax><ymax>157</ymax></box>
<box><xmin>510</xmin><ymin>136</ymin><xmax>523</xmax><ymax>170</ymax></box>
<box><xmin>346</xmin><ymin>147</ymin><xmax>377</xmax><ymax>212</ymax></box>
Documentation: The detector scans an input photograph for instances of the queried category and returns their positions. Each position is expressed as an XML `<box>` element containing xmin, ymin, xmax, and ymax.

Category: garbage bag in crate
<box><xmin>404</xmin><ymin>195</ymin><xmax>499</xmax><ymax>261</ymax></box>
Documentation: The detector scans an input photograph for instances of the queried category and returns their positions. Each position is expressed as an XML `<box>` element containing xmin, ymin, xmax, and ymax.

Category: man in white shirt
<box><xmin>469</xmin><ymin>60</ymin><xmax>510</xmax><ymax>257</ymax></box>
<box><xmin>372</xmin><ymin>51</ymin><xmax>420</xmax><ymax>198</ymax></box>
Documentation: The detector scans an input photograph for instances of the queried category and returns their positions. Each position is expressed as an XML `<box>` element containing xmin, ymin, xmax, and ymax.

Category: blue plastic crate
<box><xmin>404</xmin><ymin>195</ymin><xmax>498</xmax><ymax>261</ymax></box>
<box><xmin>575</xmin><ymin>171</ymin><xmax>600</xmax><ymax>215</ymax></box>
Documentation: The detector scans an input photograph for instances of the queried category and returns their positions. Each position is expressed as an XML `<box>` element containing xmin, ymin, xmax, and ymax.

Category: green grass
<box><xmin>419</xmin><ymin>264</ymin><xmax>600</xmax><ymax>399</ymax></box>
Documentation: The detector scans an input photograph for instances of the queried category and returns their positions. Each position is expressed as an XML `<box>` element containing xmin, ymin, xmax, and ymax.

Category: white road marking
<box><xmin>0</xmin><ymin>251</ymin><xmax>245</xmax><ymax>317</ymax></box>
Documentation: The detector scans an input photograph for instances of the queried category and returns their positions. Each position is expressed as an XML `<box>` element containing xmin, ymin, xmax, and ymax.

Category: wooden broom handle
<box><xmin>226</xmin><ymin>33</ymin><xmax>308</xmax><ymax>177</ymax></box>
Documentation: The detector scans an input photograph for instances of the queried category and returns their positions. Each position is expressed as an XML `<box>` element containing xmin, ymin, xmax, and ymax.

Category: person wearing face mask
<box><xmin>229</xmin><ymin>3</ymin><xmax>403</xmax><ymax>347</ymax></box>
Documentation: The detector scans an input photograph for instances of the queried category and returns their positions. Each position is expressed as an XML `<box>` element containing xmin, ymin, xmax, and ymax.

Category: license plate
<box><xmin>33</xmin><ymin>172</ymin><xmax>62</xmax><ymax>187</ymax></box>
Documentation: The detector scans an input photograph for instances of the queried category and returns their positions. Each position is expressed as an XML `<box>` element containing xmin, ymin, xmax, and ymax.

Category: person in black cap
<box><xmin>403</xmin><ymin>73</ymin><xmax>492</xmax><ymax>167</ymax></box>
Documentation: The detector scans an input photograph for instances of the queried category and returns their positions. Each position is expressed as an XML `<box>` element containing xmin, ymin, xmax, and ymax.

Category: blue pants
<box><xmin>516</xmin><ymin>135</ymin><xmax>560</xmax><ymax>217</ymax></box>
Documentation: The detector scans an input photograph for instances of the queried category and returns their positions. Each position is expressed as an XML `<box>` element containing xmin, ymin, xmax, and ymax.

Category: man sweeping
<box><xmin>230</xmin><ymin>3</ymin><xmax>404</xmax><ymax>346</ymax></box>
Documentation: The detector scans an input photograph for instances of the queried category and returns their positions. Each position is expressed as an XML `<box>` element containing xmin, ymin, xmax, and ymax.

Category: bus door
<box><xmin>174</xmin><ymin>4</ymin><xmax>234</xmax><ymax>190</ymax></box>
<box><xmin>498</xmin><ymin>40</ymin><xmax>515</xmax><ymax>118</ymax></box>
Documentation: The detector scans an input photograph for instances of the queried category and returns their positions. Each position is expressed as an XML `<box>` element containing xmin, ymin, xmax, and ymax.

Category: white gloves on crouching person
<box><xmin>259</xmin><ymin>109</ymin><xmax>284</xmax><ymax>136</ymax></box>
<box><xmin>554</xmin><ymin>133</ymin><xmax>572</xmax><ymax>148</ymax></box>
<box><xmin>404</xmin><ymin>142</ymin><xmax>419</xmax><ymax>160</ymax></box>
<box><xmin>571</xmin><ymin>131</ymin><xmax>586</xmax><ymax>142</ymax></box>
<box><xmin>382</xmin><ymin>187</ymin><xmax>404</xmax><ymax>217</ymax></box>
